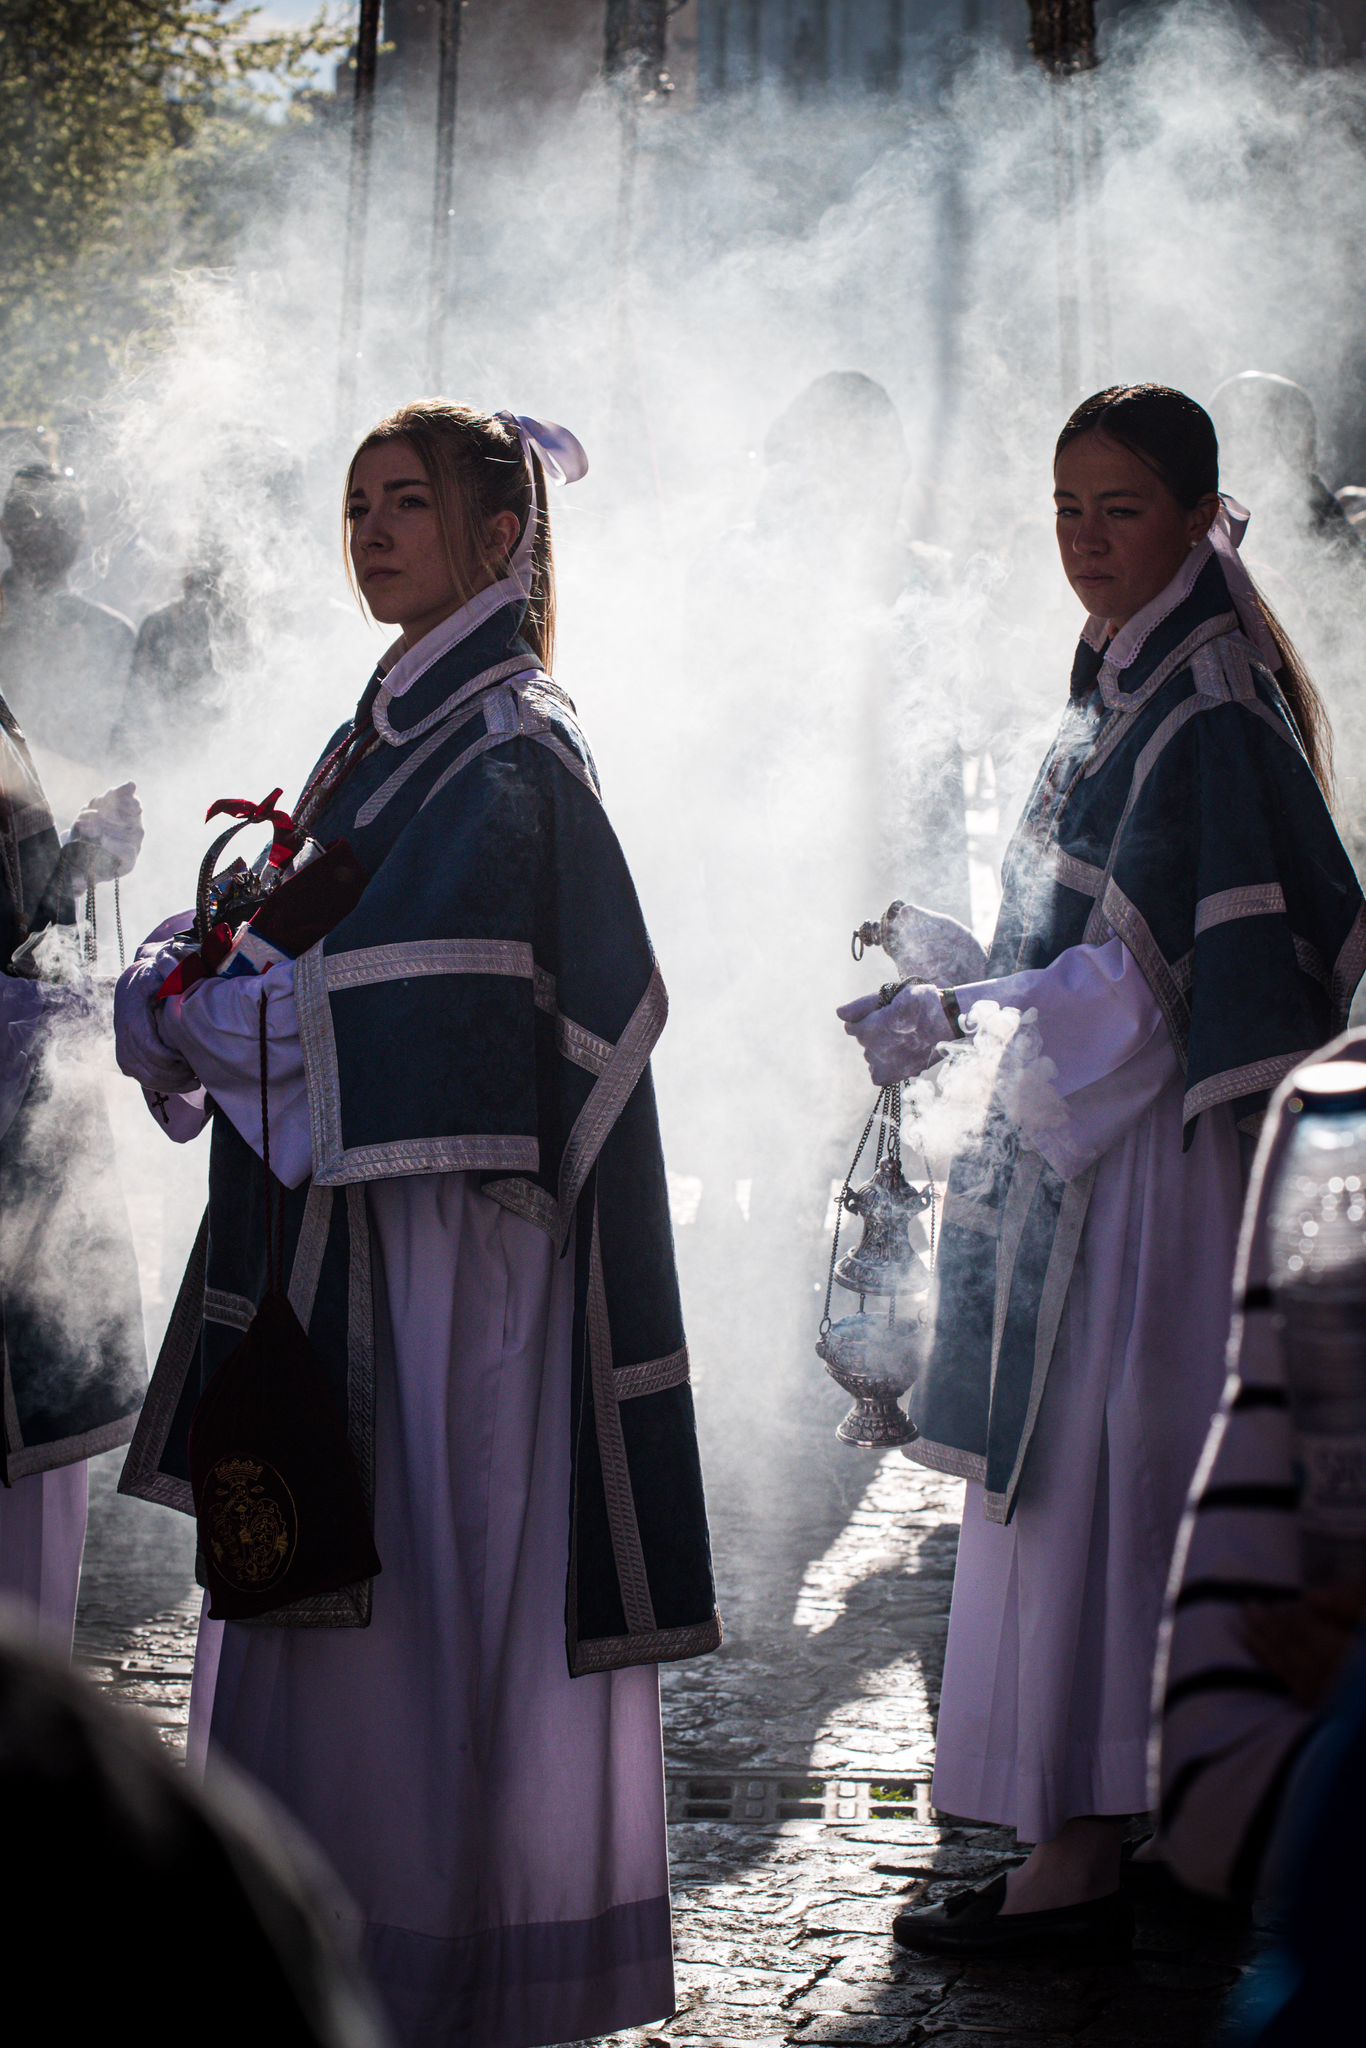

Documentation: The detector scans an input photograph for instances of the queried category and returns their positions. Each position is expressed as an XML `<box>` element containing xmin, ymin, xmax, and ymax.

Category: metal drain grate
<box><xmin>666</xmin><ymin>1772</ymin><xmax>935</xmax><ymax>1824</ymax></box>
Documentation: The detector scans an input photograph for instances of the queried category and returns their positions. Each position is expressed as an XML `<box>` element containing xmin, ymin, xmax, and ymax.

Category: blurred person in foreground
<box><xmin>839</xmin><ymin>385</ymin><xmax>1364</xmax><ymax>1956</ymax></box>
<box><xmin>0</xmin><ymin>1613</ymin><xmax>389</xmax><ymax>2045</ymax></box>
<box><xmin>1</xmin><ymin>676</ymin><xmax>145</xmax><ymax>1643</ymax></box>
<box><xmin>0</xmin><ymin>464</ymin><xmax>134</xmax><ymax>771</ymax></box>
<box><xmin>1224</xmin><ymin>1634</ymin><xmax>1366</xmax><ymax>2043</ymax></box>
<box><xmin>1155</xmin><ymin>1035</ymin><xmax>1366</xmax><ymax>2038</ymax></box>
<box><xmin>113</xmin><ymin>402</ymin><xmax>720</xmax><ymax>2047</ymax></box>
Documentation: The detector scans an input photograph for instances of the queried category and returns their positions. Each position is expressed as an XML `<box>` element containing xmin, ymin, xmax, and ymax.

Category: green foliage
<box><xmin>0</xmin><ymin>1</ymin><xmax>350</xmax><ymax>418</ymax></box>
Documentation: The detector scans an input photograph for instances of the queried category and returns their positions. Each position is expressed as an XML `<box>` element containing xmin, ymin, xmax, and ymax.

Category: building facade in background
<box><xmin>370</xmin><ymin>1</ymin><xmax>1366</xmax><ymax>126</ymax></box>
<box><xmin>691</xmin><ymin>0</ymin><xmax>1365</xmax><ymax>90</ymax></box>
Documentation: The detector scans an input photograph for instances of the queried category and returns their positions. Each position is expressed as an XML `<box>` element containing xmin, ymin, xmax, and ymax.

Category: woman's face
<box><xmin>346</xmin><ymin>438</ymin><xmax>518</xmax><ymax>647</ymax></box>
<box><xmin>1053</xmin><ymin>431</ymin><xmax>1217</xmax><ymax>630</ymax></box>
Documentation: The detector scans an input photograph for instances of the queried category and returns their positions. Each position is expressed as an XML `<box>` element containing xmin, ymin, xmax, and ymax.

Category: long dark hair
<box><xmin>1055</xmin><ymin>383</ymin><xmax>1333</xmax><ymax>794</ymax></box>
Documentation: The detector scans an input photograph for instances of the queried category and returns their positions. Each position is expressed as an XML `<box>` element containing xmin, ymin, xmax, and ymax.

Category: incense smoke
<box><xmin>9</xmin><ymin>3</ymin><xmax>1366</xmax><ymax>1559</ymax></box>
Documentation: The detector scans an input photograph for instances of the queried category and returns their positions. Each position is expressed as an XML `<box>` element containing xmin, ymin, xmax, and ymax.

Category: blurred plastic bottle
<box><xmin>1267</xmin><ymin>1059</ymin><xmax>1366</xmax><ymax>1587</ymax></box>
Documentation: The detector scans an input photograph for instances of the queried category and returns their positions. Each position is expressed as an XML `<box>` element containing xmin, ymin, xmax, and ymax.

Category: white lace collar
<box><xmin>373</xmin><ymin>576</ymin><xmax>525</xmax><ymax>703</ymax></box>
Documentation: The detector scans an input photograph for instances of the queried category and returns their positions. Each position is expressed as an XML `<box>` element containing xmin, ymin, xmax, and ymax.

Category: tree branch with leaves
<box><xmin>0</xmin><ymin>1</ymin><xmax>350</xmax><ymax>417</ymax></box>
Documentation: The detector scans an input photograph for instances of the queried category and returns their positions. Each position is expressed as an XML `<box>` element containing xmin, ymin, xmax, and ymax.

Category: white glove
<box><xmin>881</xmin><ymin>901</ymin><xmax>987</xmax><ymax>985</ymax></box>
<box><xmin>68</xmin><ymin>781</ymin><xmax>144</xmax><ymax>881</ymax></box>
<box><xmin>113</xmin><ymin>946</ymin><xmax>199</xmax><ymax>1093</ymax></box>
<box><xmin>837</xmin><ymin>982</ymin><xmax>954</xmax><ymax>1087</ymax></box>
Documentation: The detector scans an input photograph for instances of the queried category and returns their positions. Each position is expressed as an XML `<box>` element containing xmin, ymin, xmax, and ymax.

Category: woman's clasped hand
<box><xmin>112</xmin><ymin>944</ymin><xmax>198</xmax><ymax>1095</ymax></box>
<box><xmin>836</xmin><ymin>982</ymin><xmax>955</xmax><ymax>1086</ymax></box>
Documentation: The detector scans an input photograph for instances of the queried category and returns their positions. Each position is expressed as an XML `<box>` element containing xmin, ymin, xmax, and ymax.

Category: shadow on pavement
<box><xmin>656</xmin><ymin>1168</ymin><xmax>1262</xmax><ymax>2046</ymax></box>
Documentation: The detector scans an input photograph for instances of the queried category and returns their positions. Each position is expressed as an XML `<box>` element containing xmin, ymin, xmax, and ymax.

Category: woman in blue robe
<box><xmin>114</xmin><ymin>403</ymin><xmax>719</xmax><ymax>2047</ymax></box>
<box><xmin>839</xmin><ymin>385</ymin><xmax>1364</xmax><ymax>1955</ymax></box>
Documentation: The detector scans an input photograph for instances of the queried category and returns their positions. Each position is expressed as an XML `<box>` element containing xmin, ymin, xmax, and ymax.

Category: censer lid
<box><xmin>833</xmin><ymin>1152</ymin><xmax>930</xmax><ymax>1297</ymax></box>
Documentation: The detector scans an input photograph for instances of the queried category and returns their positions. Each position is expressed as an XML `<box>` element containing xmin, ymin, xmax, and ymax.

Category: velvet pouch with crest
<box><xmin>187</xmin><ymin>1289</ymin><xmax>380</xmax><ymax>1621</ymax></box>
<box><xmin>185</xmin><ymin>993</ymin><xmax>381</xmax><ymax>1621</ymax></box>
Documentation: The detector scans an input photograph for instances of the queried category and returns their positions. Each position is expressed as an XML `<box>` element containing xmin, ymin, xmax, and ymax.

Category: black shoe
<box><xmin>892</xmin><ymin>1871</ymin><xmax>1134</xmax><ymax>1958</ymax></box>
<box><xmin>1121</xmin><ymin>1841</ymin><xmax>1248</xmax><ymax>1921</ymax></box>
<box><xmin>1121</xmin><ymin>1853</ymin><xmax>1185</xmax><ymax>1906</ymax></box>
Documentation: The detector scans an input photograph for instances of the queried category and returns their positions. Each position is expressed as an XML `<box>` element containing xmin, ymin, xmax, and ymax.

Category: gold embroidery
<box><xmin>202</xmin><ymin>1456</ymin><xmax>298</xmax><ymax>1592</ymax></box>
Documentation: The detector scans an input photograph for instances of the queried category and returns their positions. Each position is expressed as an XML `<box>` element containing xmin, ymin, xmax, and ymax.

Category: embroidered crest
<box><xmin>201</xmin><ymin>1455</ymin><xmax>298</xmax><ymax>1591</ymax></box>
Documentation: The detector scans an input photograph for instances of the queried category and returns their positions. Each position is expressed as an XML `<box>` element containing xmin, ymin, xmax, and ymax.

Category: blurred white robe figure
<box><xmin>0</xmin><ymin>763</ymin><xmax>145</xmax><ymax>1650</ymax></box>
<box><xmin>929</xmin><ymin>940</ymin><xmax>1245</xmax><ymax>1839</ymax></box>
<box><xmin>0</xmin><ymin>1468</ymin><xmax>87</xmax><ymax>1648</ymax></box>
<box><xmin>0</xmin><ymin>975</ymin><xmax>85</xmax><ymax>1645</ymax></box>
<box><xmin>156</xmin><ymin>967</ymin><xmax>673</xmax><ymax>2048</ymax></box>
<box><xmin>0</xmin><ymin>1439</ymin><xmax>87</xmax><ymax>1654</ymax></box>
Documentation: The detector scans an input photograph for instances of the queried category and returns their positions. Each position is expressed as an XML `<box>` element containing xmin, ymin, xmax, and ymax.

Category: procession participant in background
<box><xmin>671</xmin><ymin>372</ymin><xmax>967</xmax><ymax>1423</ymax></box>
<box><xmin>0</xmin><ymin>423</ymin><xmax>57</xmax><ymax>499</ymax></box>
<box><xmin>114</xmin><ymin>402</ymin><xmax>720</xmax><ymax>2048</ymax></box>
<box><xmin>838</xmin><ymin>385</ymin><xmax>1365</xmax><ymax>1954</ymax></box>
<box><xmin>0</xmin><ymin>691</ymin><xmax>145</xmax><ymax>1645</ymax></box>
<box><xmin>113</xmin><ymin>551</ymin><xmax>244</xmax><ymax>767</ymax></box>
<box><xmin>1210</xmin><ymin>372</ymin><xmax>1363</xmax><ymax>560</ymax></box>
<box><xmin>113</xmin><ymin>436</ymin><xmax>301</xmax><ymax>769</ymax></box>
<box><xmin>0</xmin><ymin>465</ymin><xmax>134</xmax><ymax>773</ymax></box>
<box><xmin>1209</xmin><ymin>374</ymin><xmax>1366</xmax><ymax>880</ymax></box>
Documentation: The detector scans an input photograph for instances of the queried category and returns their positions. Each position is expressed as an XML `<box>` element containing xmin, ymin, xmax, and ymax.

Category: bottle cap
<box><xmin>1288</xmin><ymin>1059</ymin><xmax>1366</xmax><ymax>1115</ymax></box>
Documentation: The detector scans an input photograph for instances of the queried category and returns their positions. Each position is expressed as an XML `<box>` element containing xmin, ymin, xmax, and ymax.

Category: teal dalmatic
<box><xmin>912</xmin><ymin>543</ymin><xmax>1366</xmax><ymax>1523</ymax></box>
<box><xmin>121</xmin><ymin>587</ymin><xmax>721</xmax><ymax>1672</ymax></box>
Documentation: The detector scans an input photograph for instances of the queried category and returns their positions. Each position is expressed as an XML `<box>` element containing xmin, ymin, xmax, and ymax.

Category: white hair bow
<box><xmin>1208</xmin><ymin>492</ymin><xmax>1281</xmax><ymax>670</ymax></box>
<box><xmin>496</xmin><ymin>411</ymin><xmax>588</xmax><ymax>595</ymax></box>
<box><xmin>511</xmin><ymin>413</ymin><xmax>588</xmax><ymax>487</ymax></box>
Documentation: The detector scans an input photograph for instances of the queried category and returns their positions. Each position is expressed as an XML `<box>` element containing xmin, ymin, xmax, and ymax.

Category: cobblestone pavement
<box><xmin>598</xmin><ymin>1324</ymin><xmax>1258</xmax><ymax>2048</ymax></box>
<box><xmin>73</xmin><ymin>1223</ymin><xmax>1261</xmax><ymax>2048</ymax></box>
<box><xmin>75</xmin><ymin>1451</ymin><xmax>199</xmax><ymax>1755</ymax></box>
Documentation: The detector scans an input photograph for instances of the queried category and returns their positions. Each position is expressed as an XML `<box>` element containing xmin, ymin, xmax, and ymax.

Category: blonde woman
<box><xmin>116</xmin><ymin>405</ymin><xmax>719</xmax><ymax>2046</ymax></box>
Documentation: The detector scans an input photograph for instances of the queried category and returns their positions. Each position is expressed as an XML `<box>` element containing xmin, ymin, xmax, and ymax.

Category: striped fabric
<box><xmin>1151</xmin><ymin>1037</ymin><xmax>1366</xmax><ymax>1896</ymax></box>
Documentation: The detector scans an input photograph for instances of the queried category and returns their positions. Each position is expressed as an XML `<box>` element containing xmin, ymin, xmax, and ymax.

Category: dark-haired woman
<box><xmin>840</xmin><ymin>385</ymin><xmax>1365</xmax><ymax>1952</ymax></box>
<box><xmin>115</xmin><ymin>405</ymin><xmax>720</xmax><ymax>2046</ymax></box>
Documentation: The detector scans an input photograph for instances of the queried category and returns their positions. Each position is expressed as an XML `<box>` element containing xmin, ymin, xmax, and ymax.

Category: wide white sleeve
<box><xmin>0</xmin><ymin>975</ymin><xmax>46</xmax><ymax>1145</ymax></box>
<box><xmin>953</xmin><ymin>935</ymin><xmax>1179</xmax><ymax>1180</ymax></box>
<box><xmin>158</xmin><ymin>963</ymin><xmax>312</xmax><ymax>1189</ymax></box>
<box><xmin>142</xmin><ymin>1084</ymin><xmax>212</xmax><ymax>1144</ymax></box>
